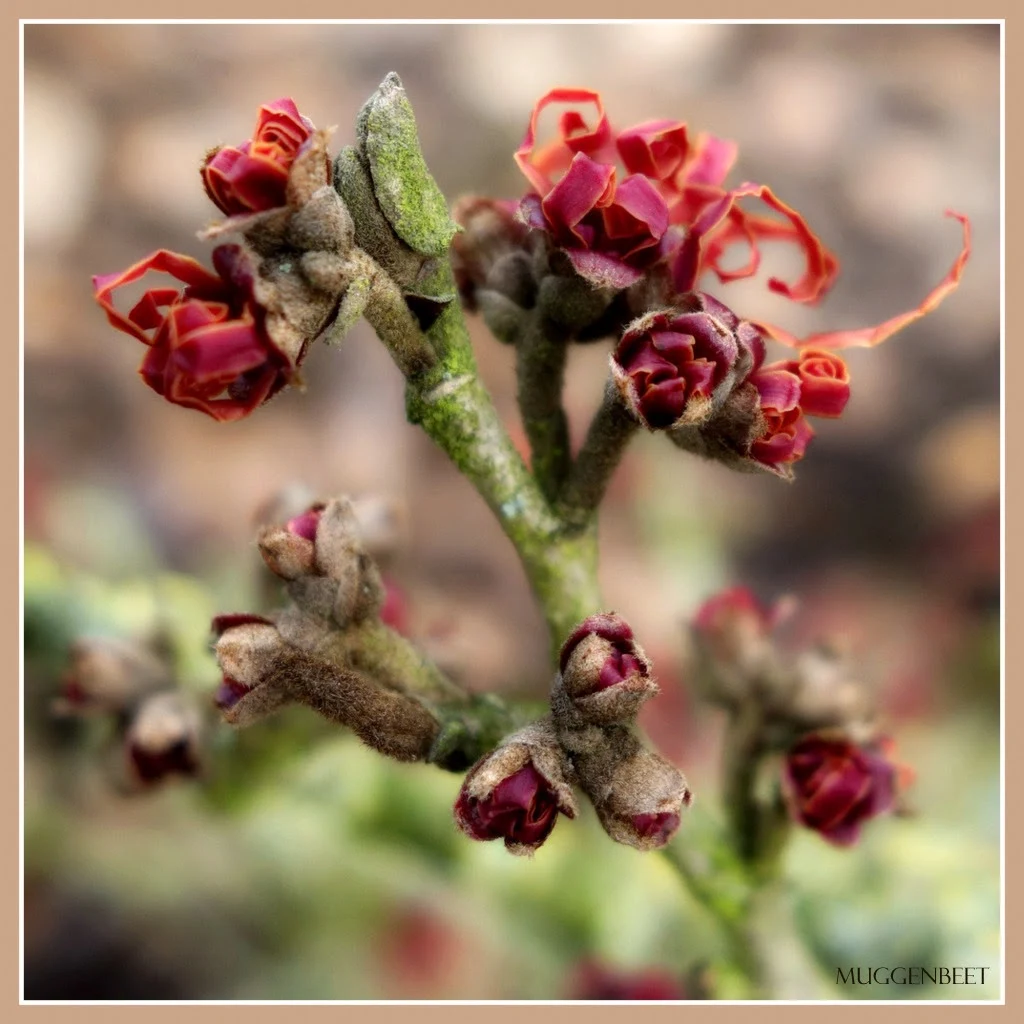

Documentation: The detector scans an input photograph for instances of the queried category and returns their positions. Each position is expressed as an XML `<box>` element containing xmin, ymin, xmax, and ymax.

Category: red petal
<box><xmin>678</xmin><ymin>132</ymin><xmax>738</xmax><ymax>188</ymax></box>
<box><xmin>170</xmin><ymin>318</ymin><xmax>270</xmax><ymax>381</ymax></box>
<box><xmin>92</xmin><ymin>250</ymin><xmax>227</xmax><ymax>344</ymax></box>
<box><xmin>753</xmin><ymin>211</ymin><xmax>972</xmax><ymax>350</ymax></box>
<box><xmin>540</xmin><ymin>152</ymin><xmax>616</xmax><ymax>245</ymax></box>
<box><xmin>514</xmin><ymin>88</ymin><xmax>612</xmax><ymax>195</ymax></box>
<box><xmin>672</xmin><ymin>181</ymin><xmax>838</xmax><ymax>304</ymax></box>
<box><xmin>616</xmin><ymin>119</ymin><xmax>690</xmax><ymax>181</ymax></box>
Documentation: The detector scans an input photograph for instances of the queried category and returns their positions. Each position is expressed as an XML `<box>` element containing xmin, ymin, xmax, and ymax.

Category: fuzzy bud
<box><xmin>212</xmin><ymin>620</ymin><xmax>438</xmax><ymax>761</ymax></box>
<box><xmin>589</xmin><ymin>748</ymin><xmax>692</xmax><ymax>851</ymax></box>
<box><xmin>454</xmin><ymin>718</ymin><xmax>577</xmax><ymax>856</ymax></box>
<box><xmin>554</xmin><ymin>613</ymin><xmax>658</xmax><ymax>726</ymax></box>
<box><xmin>55</xmin><ymin>637</ymin><xmax>172</xmax><ymax>716</ymax></box>
<box><xmin>451</xmin><ymin>196</ymin><xmax>534</xmax><ymax>313</ymax></box>
<box><xmin>257</xmin><ymin>497</ymin><xmax>385</xmax><ymax>626</ymax></box>
<box><xmin>124</xmin><ymin>691</ymin><xmax>203</xmax><ymax>786</ymax></box>
<box><xmin>689</xmin><ymin>588</ymin><xmax>785</xmax><ymax>708</ymax></box>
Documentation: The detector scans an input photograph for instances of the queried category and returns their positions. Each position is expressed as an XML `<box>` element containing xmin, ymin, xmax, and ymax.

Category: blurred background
<box><xmin>24</xmin><ymin>23</ymin><xmax>999</xmax><ymax>1000</ymax></box>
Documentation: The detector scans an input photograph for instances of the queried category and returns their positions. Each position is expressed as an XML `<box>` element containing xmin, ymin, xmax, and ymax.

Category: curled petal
<box><xmin>792</xmin><ymin>349</ymin><xmax>851</xmax><ymax>418</ymax></box>
<box><xmin>514</xmin><ymin>87</ymin><xmax>613</xmax><ymax>195</ymax></box>
<box><xmin>678</xmin><ymin>132</ymin><xmax>738</xmax><ymax>188</ymax></box>
<box><xmin>92</xmin><ymin>250</ymin><xmax>227</xmax><ymax>344</ymax></box>
<box><xmin>672</xmin><ymin>181</ymin><xmax>837</xmax><ymax>305</ymax></box>
<box><xmin>753</xmin><ymin>212</ymin><xmax>972</xmax><ymax>350</ymax></box>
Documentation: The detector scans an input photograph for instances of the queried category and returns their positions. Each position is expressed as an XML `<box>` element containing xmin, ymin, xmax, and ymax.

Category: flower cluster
<box><xmin>93</xmin><ymin>97</ymin><xmax>357</xmax><ymax>421</ymax></box>
<box><xmin>211</xmin><ymin>496</ymin><xmax>444</xmax><ymax>763</ymax></box>
<box><xmin>450</xmin><ymin>88</ymin><xmax>969</xmax><ymax>478</ymax></box>
<box><xmin>454</xmin><ymin>614</ymin><xmax>691</xmax><ymax>856</ymax></box>
<box><xmin>55</xmin><ymin>637</ymin><xmax>203</xmax><ymax>789</ymax></box>
<box><xmin>689</xmin><ymin>587</ymin><xmax>909</xmax><ymax>846</ymax></box>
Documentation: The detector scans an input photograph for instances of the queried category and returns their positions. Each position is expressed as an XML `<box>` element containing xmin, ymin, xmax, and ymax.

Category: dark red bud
<box><xmin>455</xmin><ymin>763</ymin><xmax>561</xmax><ymax>851</ymax></box>
<box><xmin>559</xmin><ymin>613</ymin><xmax>634</xmax><ymax>673</ymax></box>
<box><xmin>286</xmin><ymin>506</ymin><xmax>323</xmax><ymax>541</ymax></box>
<box><xmin>784</xmin><ymin>733</ymin><xmax>900</xmax><ymax>846</ymax></box>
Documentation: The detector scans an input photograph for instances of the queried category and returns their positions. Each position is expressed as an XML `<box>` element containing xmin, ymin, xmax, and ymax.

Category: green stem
<box><xmin>405</xmin><ymin>290</ymin><xmax>602</xmax><ymax>657</ymax></box>
<box><xmin>515</xmin><ymin>312</ymin><xmax>571</xmax><ymax>504</ymax></box>
<box><xmin>558</xmin><ymin>379</ymin><xmax>639</xmax><ymax>530</ymax></box>
<box><xmin>723</xmin><ymin>702</ymin><xmax>769</xmax><ymax>864</ymax></box>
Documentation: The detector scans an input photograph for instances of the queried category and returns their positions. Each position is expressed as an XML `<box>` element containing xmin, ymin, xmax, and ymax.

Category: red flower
<box><xmin>784</xmin><ymin>733</ymin><xmax>901</xmax><ymax>846</ymax></box>
<box><xmin>612</xmin><ymin>295</ymin><xmax>764</xmax><ymax>430</ymax></box>
<box><xmin>455</xmin><ymin>762</ymin><xmax>563</xmax><ymax>852</ymax></box>
<box><xmin>515</xmin><ymin>89</ymin><xmax>672</xmax><ymax>289</ymax></box>
<box><xmin>202</xmin><ymin>97</ymin><xmax>317</xmax><ymax>216</ymax></box>
<box><xmin>773</xmin><ymin>349</ymin><xmax>851</xmax><ymax>418</ymax></box>
<box><xmin>748</xmin><ymin>364</ymin><xmax>815</xmax><ymax>469</ymax></box>
<box><xmin>93</xmin><ymin>247</ymin><xmax>298</xmax><ymax>422</ymax></box>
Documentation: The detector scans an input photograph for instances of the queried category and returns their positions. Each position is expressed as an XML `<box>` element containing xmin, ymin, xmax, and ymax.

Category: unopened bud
<box><xmin>590</xmin><ymin>748</ymin><xmax>692</xmax><ymax>851</ymax></box>
<box><xmin>454</xmin><ymin>719</ymin><xmax>577</xmax><ymax>856</ymax></box>
<box><xmin>124</xmin><ymin>691</ymin><xmax>202</xmax><ymax>786</ymax></box>
<box><xmin>555</xmin><ymin>613</ymin><xmax>658</xmax><ymax>726</ymax></box>
<box><xmin>56</xmin><ymin>637</ymin><xmax>171</xmax><ymax>716</ymax></box>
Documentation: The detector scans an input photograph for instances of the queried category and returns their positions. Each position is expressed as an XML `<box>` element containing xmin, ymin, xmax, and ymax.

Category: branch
<box><xmin>558</xmin><ymin>378</ymin><xmax>639</xmax><ymax>530</ymax></box>
<box><xmin>515</xmin><ymin>310</ymin><xmax>571</xmax><ymax>503</ymax></box>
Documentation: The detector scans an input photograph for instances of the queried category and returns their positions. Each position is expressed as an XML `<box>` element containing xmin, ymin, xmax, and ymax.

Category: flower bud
<box><xmin>689</xmin><ymin>588</ymin><xmax>784</xmax><ymax>708</ymax></box>
<box><xmin>555</xmin><ymin>613</ymin><xmax>658</xmax><ymax>726</ymax></box>
<box><xmin>212</xmin><ymin>620</ymin><xmax>282</xmax><ymax>711</ymax></box>
<box><xmin>612</xmin><ymin>296</ymin><xmax>760</xmax><ymax>430</ymax></box>
<box><xmin>124</xmin><ymin>691</ymin><xmax>202</xmax><ymax>786</ymax></box>
<box><xmin>55</xmin><ymin>637</ymin><xmax>171</xmax><ymax>716</ymax></box>
<box><xmin>783</xmin><ymin>732</ymin><xmax>900</xmax><ymax>846</ymax></box>
<box><xmin>590</xmin><ymin>748</ymin><xmax>691</xmax><ymax>851</ymax></box>
<box><xmin>212</xmin><ymin>619</ymin><xmax>438</xmax><ymax>760</ymax></box>
<box><xmin>202</xmin><ymin>98</ymin><xmax>324</xmax><ymax>218</ymax></box>
<box><xmin>257</xmin><ymin>509</ymin><xmax>320</xmax><ymax>580</ymax></box>
<box><xmin>454</xmin><ymin>719</ymin><xmax>577</xmax><ymax>856</ymax></box>
<box><xmin>451</xmin><ymin>196</ymin><xmax>534</xmax><ymax>313</ymax></box>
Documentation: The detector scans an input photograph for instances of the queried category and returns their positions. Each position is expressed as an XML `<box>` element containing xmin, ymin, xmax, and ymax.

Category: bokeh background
<box><xmin>24</xmin><ymin>23</ymin><xmax>1000</xmax><ymax>1000</ymax></box>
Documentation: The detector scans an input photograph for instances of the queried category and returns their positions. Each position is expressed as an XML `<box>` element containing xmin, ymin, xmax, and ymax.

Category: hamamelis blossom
<box><xmin>514</xmin><ymin>87</ymin><xmax>970</xmax><ymax>357</ymax></box>
<box><xmin>202</xmin><ymin>97</ymin><xmax>318</xmax><ymax>217</ymax></box>
<box><xmin>784</xmin><ymin>733</ymin><xmax>905</xmax><ymax>846</ymax></box>
<box><xmin>93</xmin><ymin>247</ymin><xmax>298</xmax><ymax>422</ymax></box>
<box><xmin>612</xmin><ymin>293</ymin><xmax>764</xmax><ymax>430</ymax></box>
<box><xmin>514</xmin><ymin>89</ymin><xmax>674</xmax><ymax>289</ymax></box>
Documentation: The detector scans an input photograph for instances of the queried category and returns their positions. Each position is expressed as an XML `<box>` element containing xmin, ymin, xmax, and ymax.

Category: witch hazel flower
<box><xmin>202</xmin><ymin>98</ymin><xmax>322</xmax><ymax>218</ymax></box>
<box><xmin>514</xmin><ymin>89</ymin><xmax>676</xmax><ymax>290</ymax></box>
<box><xmin>611</xmin><ymin>293</ymin><xmax>764</xmax><ymax>430</ymax></box>
<box><xmin>784</xmin><ymin>732</ymin><xmax>909</xmax><ymax>847</ymax></box>
<box><xmin>93</xmin><ymin>246</ymin><xmax>301</xmax><ymax>422</ymax></box>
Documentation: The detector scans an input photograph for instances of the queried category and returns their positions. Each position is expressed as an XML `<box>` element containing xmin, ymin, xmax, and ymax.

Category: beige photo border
<box><xmin>11</xmin><ymin>3</ymin><xmax>1012</xmax><ymax>1018</ymax></box>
